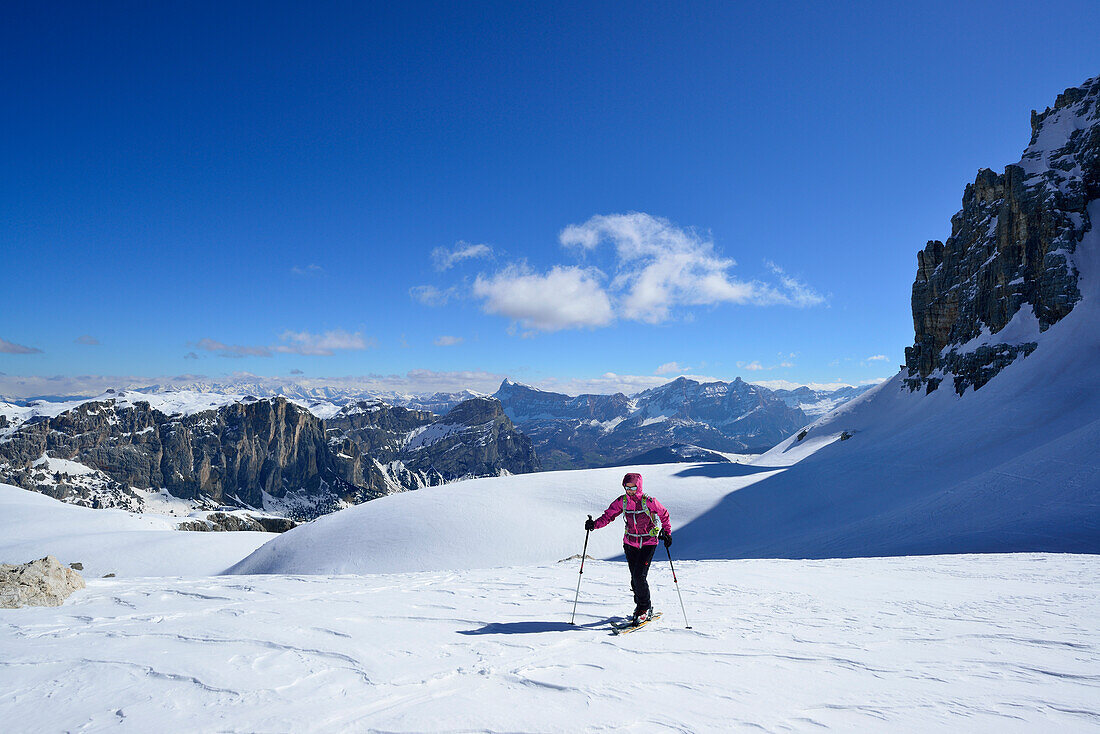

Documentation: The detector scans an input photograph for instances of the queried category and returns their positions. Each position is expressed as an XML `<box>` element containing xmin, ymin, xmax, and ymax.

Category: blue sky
<box><xmin>2</xmin><ymin>1</ymin><xmax>1098</xmax><ymax>397</ymax></box>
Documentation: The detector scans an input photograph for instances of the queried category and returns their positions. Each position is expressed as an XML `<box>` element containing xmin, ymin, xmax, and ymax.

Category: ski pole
<box><xmin>569</xmin><ymin>515</ymin><xmax>593</xmax><ymax>625</ymax></box>
<box><xmin>665</xmin><ymin>545</ymin><xmax>692</xmax><ymax>629</ymax></box>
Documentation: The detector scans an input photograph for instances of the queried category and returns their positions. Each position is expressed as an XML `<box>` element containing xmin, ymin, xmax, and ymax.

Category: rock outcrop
<box><xmin>0</xmin><ymin>556</ymin><xmax>85</xmax><ymax>608</ymax></box>
<box><xmin>905</xmin><ymin>75</ymin><xmax>1099</xmax><ymax>394</ymax></box>
<box><xmin>401</xmin><ymin>397</ymin><xmax>540</xmax><ymax>479</ymax></box>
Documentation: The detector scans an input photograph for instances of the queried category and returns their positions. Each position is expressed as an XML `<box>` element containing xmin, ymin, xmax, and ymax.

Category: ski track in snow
<box><xmin>1</xmin><ymin>555</ymin><xmax>1097</xmax><ymax>732</ymax></box>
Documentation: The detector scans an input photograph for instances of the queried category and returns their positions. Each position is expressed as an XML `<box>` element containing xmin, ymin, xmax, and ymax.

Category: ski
<box><xmin>611</xmin><ymin>612</ymin><xmax>661</xmax><ymax>634</ymax></box>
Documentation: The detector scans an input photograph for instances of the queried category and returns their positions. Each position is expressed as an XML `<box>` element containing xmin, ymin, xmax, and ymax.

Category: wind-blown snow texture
<box><xmin>1</xmin><ymin>556</ymin><xmax>1097</xmax><ymax>731</ymax></box>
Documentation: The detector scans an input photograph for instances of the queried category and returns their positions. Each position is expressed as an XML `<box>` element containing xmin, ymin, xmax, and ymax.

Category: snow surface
<box><xmin>1</xmin><ymin>553</ymin><xmax>1097</xmax><ymax>732</ymax></box>
<box><xmin>227</xmin><ymin>463</ymin><xmax>781</xmax><ymax>575</ymax></box>
<box><xmin>945</xmin><ymin>303</ymin><xmax>1042</xmax><ymax>355</ymax></box>
<box><xmin>0</xmin><ymin>484</ymin><xmax>275</xmax><ymax>578</ymax></box>
<box><xmin>31</xmin><ymin>454</ymin><xmax>97</xmax><ymax>476</ymax></box>
<box><xmin>404</xmin><ymin>420</ymin><xmax>472</xmax><ymax>450</ymax></box>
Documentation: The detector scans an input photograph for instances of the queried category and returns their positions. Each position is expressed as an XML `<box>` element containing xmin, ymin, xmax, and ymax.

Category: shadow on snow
<box><xmin>458</xmin><ymin>618</ymin><xmax>620</xmax><ymax>635</ymax></box>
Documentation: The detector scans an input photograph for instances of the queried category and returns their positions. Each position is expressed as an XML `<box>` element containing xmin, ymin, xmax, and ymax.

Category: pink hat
<box><xmin>622</xmin><ymin>472</ymin><xmax>643</xmax><ymax>492</ymax></box>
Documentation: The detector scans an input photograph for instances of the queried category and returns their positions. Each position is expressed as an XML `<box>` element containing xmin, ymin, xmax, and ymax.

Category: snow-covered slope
<box><xmin>227</xmin><ymin>462</ymin><xmax>783</xmax><ymax>575</ymax></box>
<box><xmin>0</xmin><ymin>484</ymin><xmax>275</xmax><ymax>577</ymax></box>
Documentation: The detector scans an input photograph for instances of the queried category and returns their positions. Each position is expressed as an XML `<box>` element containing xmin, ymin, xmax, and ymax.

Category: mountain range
<box><xmin>0</xmin><ymin>392</ymin><xmax>538</xmax><ymax>519</ymax></box>
<box><xmin>491</xmin><ymin>377</ymin><xmax>865</xmax><ymax>470</ymax></box>
<box><xmin>0</xmin><ymin>375</ymin><xmax>873</xmax><ymax>516</ymax></box>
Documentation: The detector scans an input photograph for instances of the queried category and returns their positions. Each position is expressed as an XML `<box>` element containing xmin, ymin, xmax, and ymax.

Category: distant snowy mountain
<box><xmin>493</xmin><ymin>376</ymin><xmax>819</xmax><ymax>469</ymax></box>
<box><xmin>128</xmin><ymin>379</ymin><xmax>486</xmax><ymax>416</ymax></box>
<box><xmin>771</xmin><ymin>384</ymin><xmax>875</xmax><ymax>416</ymax></box>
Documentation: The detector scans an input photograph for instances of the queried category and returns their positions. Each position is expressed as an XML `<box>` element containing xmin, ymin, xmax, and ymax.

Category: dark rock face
<box><xmin>402</xmin><ymin>398</ymin><xmax>540</xmax><ymax>479</ymax></box>
<box><xmin>0</xmin><ymin>397</ymin><xmax>353</xmax><ymax>510</ymax></box>
<box><xmin>494</xmin><ymin>377</ymin><xmax>809</xmax><ymax>470</ymax></box>
<box><xmin>324</xmin><ymin>397</ymin><xmax>539</xmax><ymax>490</ymax></box>
<box><xmin>0</xmin><ymin>395</ymin><xmax>539</xmax><ymax>520</ymax></box>
<box><xmin>905</xmin><ymin>75</ymin><xmax>1099</xmax><ymax>394</ymax></box>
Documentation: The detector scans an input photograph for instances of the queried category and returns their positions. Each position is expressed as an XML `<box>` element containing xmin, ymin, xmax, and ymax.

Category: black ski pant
<box><xmin>624</xmin><ymin>542</ymin><xmax>657</xmax><ymax>613</ymax></box>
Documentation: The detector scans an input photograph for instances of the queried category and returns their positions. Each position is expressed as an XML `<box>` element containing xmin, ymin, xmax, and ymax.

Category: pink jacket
<box><xmin>593</xmin><ymin>474</ymin><xmax>671</xmax><ymax>548</ymax></box>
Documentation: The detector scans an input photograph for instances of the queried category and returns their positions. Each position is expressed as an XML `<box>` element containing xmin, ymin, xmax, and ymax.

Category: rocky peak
<box><xmin>440</xmin><ymin>397</ymin><xmax>507</xmax><ymax>425</ymax></box>
<box><xmin>905</xmin><ymin>74</ymin><xmax>1099</xmax><ymax>394</ymax></box>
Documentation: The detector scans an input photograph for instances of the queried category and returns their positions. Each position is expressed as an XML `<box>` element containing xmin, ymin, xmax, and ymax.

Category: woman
<box><xmin>585</xmin><ymin>472</ymin><xmax>672</xmax><ymax>624</ymax></box>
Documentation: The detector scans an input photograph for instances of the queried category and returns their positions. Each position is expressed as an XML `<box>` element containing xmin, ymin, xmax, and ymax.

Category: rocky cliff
<box><xmin>0</xmin><ymin>394</ymin><xmax>538</xmax><ymax>519</ymax></box>
<box><xmin>905</xmin><ymin>75</ymin><xmax>1099</xmax><ymax>394</ymax></box>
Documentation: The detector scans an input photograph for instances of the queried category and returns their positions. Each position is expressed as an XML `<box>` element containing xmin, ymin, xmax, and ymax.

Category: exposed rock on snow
<box><xmin>0</xmin><ymin>555</ymin><xmax>85</xmax><ymax>608</ymax></box>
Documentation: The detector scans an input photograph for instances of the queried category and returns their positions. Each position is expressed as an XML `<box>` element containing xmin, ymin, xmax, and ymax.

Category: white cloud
<box><xmin>0</xmin><ymin>338</ymin><xmax>42</xmax><ymax>355</ymax></box>
<box><xmin>764</xmin><ymin>261</ymin><xmax>826</xmax><ymax>307</ymax></box>
<box><xmin>273</xmin><ymin>330</ymin><xmax>374</xmax><ymax>356</ymax></box>
<box><xmin>195</xmin><ymin>338</ymin><xmax>272</xmax><ymax>358</ymax></box>
<box><xmin>736</xmin><ymin>358</ymin><xmax>796</xmax><ymax>372</ymax></box>
<box><xmin>472</xmin><ymin>264</ymin><xmax>613</xmax><ymax>332</ymax></box>
<box><xmin>557</xmin><ymin>213</ymin><xmax>826</xmax><ymax>324</ymax></box>
<box><xmin>410</xmin><ymin>285</ymin><xmax>459</xmax><ymax>306</ymax></box>
<box><xmin>291</xmin><ymin>264</ymin><xmax>324</xmax><ymax>276</ymax></box>
<box><xmin>434</xmin><ymin>335</ymin><xmax>463</xmax><ymax>346</ymax></box>
<box><xmin>455</xmin><ymin>213</ymin><xmax>827</xmax><ymax>334</ymax></box>
<box><xmin>193</xmin><ymin>330</ymin><xmax>373</xmax><ymax>359</ymax></box>
<box><xmin>432</xmin><ymin>242</ymin><xmax>492</xmax><ymax>271</ymax></box>
<box><xmin>867</xmin><ymin>354</ymin><xmax>888</xmax><ymax>361</ymax></box>
<box><xmin>75</xmin><ymin>335</ymin><xmax>100</xmax><ymax>346</ymax></box>
<box><xmin>655</xmin><ymin>362</ymin><xmax>691</xmax><ymax>375</ymax></box>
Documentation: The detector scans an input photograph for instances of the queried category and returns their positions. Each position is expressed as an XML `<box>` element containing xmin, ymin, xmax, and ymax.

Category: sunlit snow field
<box><xmin>2</xmin><ymin>556</ymin><xmax>1097</xmax><ymax>732</ymax></box>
